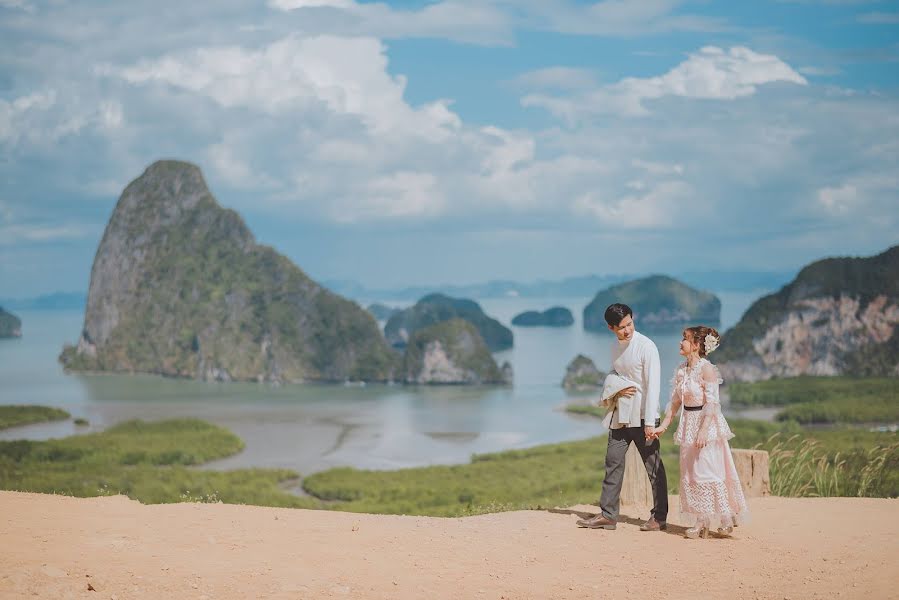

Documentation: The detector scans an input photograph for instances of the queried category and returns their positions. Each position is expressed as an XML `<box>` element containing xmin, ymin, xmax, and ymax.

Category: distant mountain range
<box><xmin>0</xmin><ymin>292</ymin><xmax>86</xmax><ymax>311</ymax></box>
<box><xmin>3</xmin><ymin>269</ymin><xmax>793</xmax><ymax>312</ymax></box>
<box><xmin>323</xmin><ymin>270</ymin><xmax>795</xmax><ymax>302</ymax></box>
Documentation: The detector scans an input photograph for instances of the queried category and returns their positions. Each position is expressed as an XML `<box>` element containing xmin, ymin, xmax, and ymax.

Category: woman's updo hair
<box><xmin>683</xmin><ymin>325</ymin><xmax>721</xmax><ymax>358</ymax></box>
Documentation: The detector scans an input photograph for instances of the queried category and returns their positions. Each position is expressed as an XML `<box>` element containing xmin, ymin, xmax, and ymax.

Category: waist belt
<box><xmin>683</xmin><ymin>405</ymin><xmax>703</xmax><ymax>412</ymax></box>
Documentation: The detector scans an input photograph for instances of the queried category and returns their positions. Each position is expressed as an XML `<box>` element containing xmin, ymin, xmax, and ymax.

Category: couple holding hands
<box><xmin>576</xmin><ymin>303</ymin><xmax>749</xmax><ymax>539</ymax></box>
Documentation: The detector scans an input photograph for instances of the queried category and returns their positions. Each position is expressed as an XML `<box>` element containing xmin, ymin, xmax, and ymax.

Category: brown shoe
<box><xmin>576</xmin><ymin>515</ymin><xmax>617</xmax><ymax>530</ymax></box>
<box><xmin>640</xmin><ymin>517</ymin><xmax>667</xmax><ymax>532</ymax></box>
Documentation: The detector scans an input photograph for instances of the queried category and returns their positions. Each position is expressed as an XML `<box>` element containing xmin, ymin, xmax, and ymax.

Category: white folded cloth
<box><xmin>599</xmin><ymin>372</ymin><xmax>637</xmax><ymax>428</ymax></box>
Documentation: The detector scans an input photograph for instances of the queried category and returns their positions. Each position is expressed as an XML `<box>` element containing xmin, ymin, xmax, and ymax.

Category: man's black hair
<box><xmin>604</xmin><ymin>303</ymin><xmax>633</xmax><ymax>327</ymax></box>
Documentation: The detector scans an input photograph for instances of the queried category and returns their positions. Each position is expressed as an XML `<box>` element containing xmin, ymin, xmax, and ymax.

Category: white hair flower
<box><xmin>704</xmin><ymin>333</ymin><xmax>719</xmax><ymax>355</ymax></box>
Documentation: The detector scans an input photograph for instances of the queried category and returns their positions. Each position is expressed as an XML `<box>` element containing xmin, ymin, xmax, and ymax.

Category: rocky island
<box><xmin>717</xmin><ymin>245</ymin><xmax>899</xmax><ymax>382</ymax></box>
<box><xmin>0</xmin><ymin>307</ymin><xmax>22</xmax><ymax>338</ymax></box>
<box><xmin>59</xmin><ymin>160</ymin><xmax>399</xmax><ymax>384</ymax></box>
<box><xmin>402</xmin><ymin>319</ymin><xmax>512</xmax><ymax>385</ymax></box>
<box><xmin>385</xmin><ymin>294</ymin><xmax>513</xmax><ymax>351</ymax></box>
<box><xmin>561</xmin><ymin>355</ymin><xmax>605</xmax><ymax>390</ymax></box>
<box><xmin>511</xmin><ymin>307</ymin><xmax>573</xmax><ymax>327</ymax></box>
<box><xmin>583</xmin><ymin>275</ymin><xmax>720</xmax><ymax>332</ymax></box>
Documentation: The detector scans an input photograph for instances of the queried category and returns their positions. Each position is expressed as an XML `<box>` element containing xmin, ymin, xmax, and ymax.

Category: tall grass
<box><xmin>759</xmin><ymin>433</ymin><xmax>898</xmax><ymax>497</ymax></box>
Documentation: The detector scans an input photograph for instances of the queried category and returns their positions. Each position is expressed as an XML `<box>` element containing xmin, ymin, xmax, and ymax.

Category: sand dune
<box><xmin>1</xmin><ymin>491</ymin><xmax>896</xmax><ymax>599</ymax></box>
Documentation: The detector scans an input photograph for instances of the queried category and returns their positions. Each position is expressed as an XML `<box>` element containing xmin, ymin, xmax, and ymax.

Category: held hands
<box><xmin>644</xmin><ymin>425</ymin><xmax>658</xmax><ymax>442</ymax></box>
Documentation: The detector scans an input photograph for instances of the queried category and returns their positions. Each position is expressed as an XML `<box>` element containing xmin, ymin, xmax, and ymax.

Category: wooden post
<box><xmin>732</xmin><ymin>448</ymin><xmax>770</xmax><ymax>497</ymax></box>
<box><xmin>621</xmin><ymin>447</ymin><xmax>770</xmax><ymax>506</ymax></box>
<box><xmin>620</xmin><ymin>444</ymin><xmax>654</xmax><ymax>507</ymax></box>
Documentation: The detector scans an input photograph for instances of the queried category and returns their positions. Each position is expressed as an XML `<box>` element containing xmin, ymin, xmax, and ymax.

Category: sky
<box><xmin>1</xmin><ymin>0</ymin><xmax>897</xmax><ymax>297</ymax></box>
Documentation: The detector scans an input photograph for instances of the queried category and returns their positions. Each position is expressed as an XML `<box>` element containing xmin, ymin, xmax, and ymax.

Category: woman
<box><xmin>655</xmin><ymin>325</ymin><xmax>749</xmax><ymax>538</ymax></box>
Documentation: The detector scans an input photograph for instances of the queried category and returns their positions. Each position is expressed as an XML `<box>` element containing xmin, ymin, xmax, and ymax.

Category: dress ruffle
<box><xmin>674</xmin><ymin>410</ymin><xmax>734</xmax><ymax>446</ymax></box>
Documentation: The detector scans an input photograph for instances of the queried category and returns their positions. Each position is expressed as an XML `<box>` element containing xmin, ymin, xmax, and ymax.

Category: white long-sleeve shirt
<box><xmin>608</xmin><ymin>331</ymin><xmax>661</xmax><ymax>429</ymax></box>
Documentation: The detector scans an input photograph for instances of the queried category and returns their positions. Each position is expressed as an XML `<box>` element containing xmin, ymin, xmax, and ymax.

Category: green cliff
<box><xmin>385</xmin><ymin>294</ymin><xmax>513</xmax><ymax>351</ymax></box>
<box><xmin>402</xmin><ymin>319</ymin><xmax>512</xmax><ymax>385</ymax></box>
<box><xmin>583</xmin><ymin>275</ymin><xmax>720</xmax><ymax>332</ymax></box>
<box><xmin>717</xmin><ymin>245</ymin><xmax>899</xmax><ymax>381</ymax></box>
<box><xmin>60</xmin><ymin>160</ymin><xmax>398</xmax><ymax>383</ymax></box>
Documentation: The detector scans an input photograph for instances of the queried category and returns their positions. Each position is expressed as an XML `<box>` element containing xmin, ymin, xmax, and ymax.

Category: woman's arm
<box><xmin>656</xmin><ymin>370</ymin><xmax>682</xmax><ymax>434</ymax></box>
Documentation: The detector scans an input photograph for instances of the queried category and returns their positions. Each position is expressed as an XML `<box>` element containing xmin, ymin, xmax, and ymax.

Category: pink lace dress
<box><xmin>671</xmin><ymin>359</ymin><xmax>749</xmax><ymax>528</ymax></box>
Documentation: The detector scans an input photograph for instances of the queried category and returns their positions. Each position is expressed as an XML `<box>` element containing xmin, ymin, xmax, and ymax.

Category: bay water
<box><xmin>0</xmin><ymin>291</ymin><xmax>766</xmax><ymax>474</ymax></box>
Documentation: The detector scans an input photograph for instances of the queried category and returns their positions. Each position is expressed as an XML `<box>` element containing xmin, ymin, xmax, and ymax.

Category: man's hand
<box><xmin>644</xmin><ymin>425</ymin><xmax>657</xmax><ymax>441</ymax></box>
<box><xmin>618</xmin><ymin>386</ymin><xmax>637</xmax><ymax>398</ymax></box>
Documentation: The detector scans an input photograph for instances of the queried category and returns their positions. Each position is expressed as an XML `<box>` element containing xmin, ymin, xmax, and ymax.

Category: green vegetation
<box><xmin>0</xmin><ymin>405</ymin><xmax>70</xmax><ymax>430</ymax></box>
<box><xmin>384</xmin><ymin>293</ymin><xmax>513</xmax><ymax>351</ymax></box>
<box><xmin>305</xmin><ymin>416</ymin><xmax>897</xmax><ymax>515</ymax></box>
<box><xmin>3</xmin><ymin>411</ymin><xmax>894</xmax><ymax>516</ymax></box>
<box><xmin>0</xmin><ymin>306</ymin><xmax>22</xmax><ymax>338</ymax></box>
<box><xmin>582</xmin><ymin>275</ymin><xmax>720</xmax><ymax>332</ymax></box>
<box><xmin>728</xmin><ymin>376</ymin><xmax>899</xmax><ymax>424</ymax></box>
<box><xmin>0</xmin><ymin>418</ymin><xmax>320</xmax><ymax>508</ymax></box>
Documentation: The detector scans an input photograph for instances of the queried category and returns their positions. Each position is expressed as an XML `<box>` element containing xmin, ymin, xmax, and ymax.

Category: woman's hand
<box><xmin>695</xmin><ymin>430</ymin><xmax>709</xmax><ymax>448</ymax></box>
<box><xmin>653</xmin><ymin>425</ymin><xmax>667</xmax><ymax>437</ymax></box>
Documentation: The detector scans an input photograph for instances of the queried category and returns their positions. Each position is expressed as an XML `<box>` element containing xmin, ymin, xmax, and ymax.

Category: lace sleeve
<box><xmin>668</xmin><ymin>367</ymin><xmax>682</xmax><ymax>404</ymax></box>
<box><xmin>700</xmin><ymin>362</ymin><xmax>723</xmax><ymax>416</ymax></box>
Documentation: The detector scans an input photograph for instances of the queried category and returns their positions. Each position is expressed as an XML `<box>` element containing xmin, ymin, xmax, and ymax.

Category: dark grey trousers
<box><xmin>599</xmin><ymin>421</ymin><xmax>668</xmax><ymax>522</ymax></box>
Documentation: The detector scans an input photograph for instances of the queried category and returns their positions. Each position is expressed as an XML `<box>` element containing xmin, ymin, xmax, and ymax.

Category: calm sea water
<box><xmin>0</xmin><ymin>291</ymin><xmax>765</xmax><ymax>474</ymax></box>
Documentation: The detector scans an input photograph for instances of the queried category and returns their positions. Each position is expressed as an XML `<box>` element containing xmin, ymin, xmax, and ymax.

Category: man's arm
<box><xmin>643</xmin><ymin>342</ymin><xmax>661</xmax><ymax>426</ymax></box>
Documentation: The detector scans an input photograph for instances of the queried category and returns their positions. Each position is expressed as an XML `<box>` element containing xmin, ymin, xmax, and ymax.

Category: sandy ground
<box><xmin>1</xmin><ymin>492</ymin><xmax>897</xmax><ymax>600</ymax></box>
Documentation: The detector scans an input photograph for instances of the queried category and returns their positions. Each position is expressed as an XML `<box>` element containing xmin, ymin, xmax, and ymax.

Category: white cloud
<box><xmin>816</xmin><ymin>174</ymin><xmax>899</xmax><ymax>219</ymax></box>
<box><xmin>339</xmin><ymin>171</ymin><xmax>445</xmax><ymax>221</ymax></box>
<box><xmin>0</xmin><ymin>91</ymin><xmax>126</xmax><ymax>149</ymax></box>
<box><xmin>573</xmin><ymin>180</ymin><xmax>694</xmax><ymax>229</ymax></box>
<box><xmin>817</xmin><ymin>184</ymin><xmax>858</xmax><ymax>215</ymax></box>
<box><xmin>108</xmin><ymin>35</ymin><xmax>460</xmax><ymax>141</ymax></box>
<box><xmin>524</xmin><ymin>46</ymin><xmax>807</xmax><ymax>119</ymax></box>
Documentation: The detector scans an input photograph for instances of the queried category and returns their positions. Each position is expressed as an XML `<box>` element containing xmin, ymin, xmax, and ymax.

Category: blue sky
<box><xmin>1</xmin><ymin>0</ymin><xmax>897</xmax><ymax>297</ymax></box>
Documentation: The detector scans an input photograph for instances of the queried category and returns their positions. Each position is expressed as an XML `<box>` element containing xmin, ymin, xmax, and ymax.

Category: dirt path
<box><xmin>1</xmin><ymin>491</ymin><xmax>896</xmax><ymax>599</ymax></box>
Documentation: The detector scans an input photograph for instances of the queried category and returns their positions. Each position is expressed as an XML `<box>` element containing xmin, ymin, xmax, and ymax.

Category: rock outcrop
<box><xmin>583</xmin><ymin>275</ymin><xmax>720</xmax><ymax>332</ymax></box>
<box><xmin>0</xmin><ymin>307</ymin><xmax>22</xmax><ymax>338</ymax></box>
<box><xmin>402</xmin><ymin>319</ymin><xmax>512</xmax><ymax>385</ymax></box>
<box><xmin>59</xmin><ymin>160</ymin><xmax>399</xmax><ymax>383</ymax></box>
<box><xmin>385</xmin><ymin>294</ymin><xmax>513</xmax><ymax>351</ymax></box>
<box><xmin>717</xmin><ymin>245</ymin><xmax>899</xmax><ymax>382</ymax></box>
<box><xmin>562</xmin><ymin>355</ymin><xmax>605</xmax><ymax>390</ymax></box>
<box><xmin>512</xmin><ymin>307</ymin><xmax>574</xmax><ymax>327</ymax></box>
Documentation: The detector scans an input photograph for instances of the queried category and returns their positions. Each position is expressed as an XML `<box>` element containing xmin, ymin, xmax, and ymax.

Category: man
<box><xmin>576</xmin><ymin>303</ymin><xmax>668</xmax><ymax>531</ymax></box>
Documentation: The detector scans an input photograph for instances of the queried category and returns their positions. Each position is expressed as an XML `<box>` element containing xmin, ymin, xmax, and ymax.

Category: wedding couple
<box><xmin>576</xmin><ymin>303</ymin><xmax>749</xmax><ymax>539</ymax></box>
